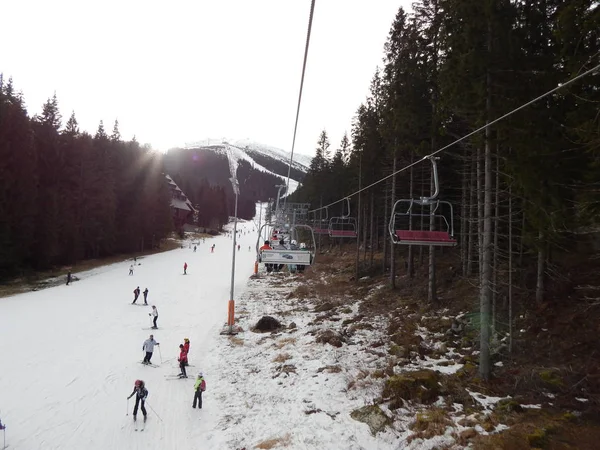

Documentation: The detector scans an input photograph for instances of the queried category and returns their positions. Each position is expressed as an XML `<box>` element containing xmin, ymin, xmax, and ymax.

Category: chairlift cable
<box><xmin>307</xmin><ymin>61</ymin><xmax>600</xmax><ymax>214</ymax></box>
<box><xmin>283</xmin><ymin>0</ymin><xmax>316</xmax><ymax>207</ymax></box>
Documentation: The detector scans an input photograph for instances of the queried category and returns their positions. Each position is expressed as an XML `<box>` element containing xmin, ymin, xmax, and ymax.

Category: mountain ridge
<box><xmin>163</xmin><ymin>140</ymin><xmax>309</xmax><ymax>221</ymax></box>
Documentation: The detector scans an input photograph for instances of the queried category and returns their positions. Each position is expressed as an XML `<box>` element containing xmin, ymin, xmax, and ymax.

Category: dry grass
<box><xmin>408</xmin><ymin>408</ymin><xmax>453</xmax><ymax>442</ymax></box>
<box><xmin>255</xmin><ymin>433</ymin><xmax>292</xmax><ymax>449</ymax></box>
<box><xmin>289</xmin><ymin>285</ymin><xmax>310</xmax><ymax>299</ymax></box>
<box><xmin>346</xmin><ymin>368</ymin><xmax>372</xmax><ymax>390</ymax></box>
<box><xmin>274</xmin><ymin>337</ymin><xmax>297</xmax><ymax>349</ymax></box>
<box><xmin>229</xmin><ymin>336</ymin><xmax>244</xmax><ymax>346</ymax></box>
<box><xmin>272</xmin><ymin>353</ymin><xmax>292</xmax><ymax>363</ymax></box>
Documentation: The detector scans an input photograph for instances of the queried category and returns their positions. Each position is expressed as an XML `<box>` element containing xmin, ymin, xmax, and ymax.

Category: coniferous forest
<box><xmin>0</xmin><ymin>76</ymin><xmax>300</xmax><ymax>280</ymax></box>
<box><xmin>291</xmin><ymin>0</ymin><xmax>599</xmax><ymax>379</ymax></box>
<box><xmin>0</xmin><ymin>77</ymin><xmax>174</xmax><ymax>279</ymax></box>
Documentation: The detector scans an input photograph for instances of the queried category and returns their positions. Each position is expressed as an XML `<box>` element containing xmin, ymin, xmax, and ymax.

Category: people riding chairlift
<box><xmin>259</xmin><ymin>240</ymin><xmax>273</xmax><ymax>273</ymax></box>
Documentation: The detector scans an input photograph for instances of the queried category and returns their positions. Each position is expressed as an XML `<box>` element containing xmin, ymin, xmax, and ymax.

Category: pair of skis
<box><xmin>139</xmin><ymin>361</ymin><xmax>159</xmax><ymax>368</ymax></box>
<box><xmin>165</xmin><ymin>374</ymin><xmax>190</xmax><ymax>380</ymax></box>
<box><xmin>133</xmin><ymin>416</ymin><xmax>146</xmax><ymax>431</ymax></box>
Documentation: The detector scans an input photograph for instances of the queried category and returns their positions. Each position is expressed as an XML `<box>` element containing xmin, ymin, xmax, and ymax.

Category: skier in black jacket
<box><xmin>127</xmin><ymin>379</ymin><xmax>148</xmax><ymax>421</ymax></box>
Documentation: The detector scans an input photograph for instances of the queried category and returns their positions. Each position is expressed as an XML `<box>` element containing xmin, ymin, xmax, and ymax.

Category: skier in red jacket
<box><xmin>183</xmin><ymin>338</ymin><xmax>190</xmax><ymax>365</ymax></box>
<box><xmin>178</xmin><ymin>344</ymin><xmax>188</xmax><ymax>378</ymax></box>
<box><xmin>183</xmin><ymin>262</ymin><xmax>188</xmax><ymax>275</ymax></box>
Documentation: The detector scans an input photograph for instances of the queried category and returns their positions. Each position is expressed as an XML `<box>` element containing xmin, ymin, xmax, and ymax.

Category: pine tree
<box><xmin>65</xmin><ymin>111</ymin><xmax>79</xmax><ymax>136</ymax></box>
<box><xmin>111</xmin><ymin>119</ymin><xmax>121</xmax><ymax>142</ymax></box>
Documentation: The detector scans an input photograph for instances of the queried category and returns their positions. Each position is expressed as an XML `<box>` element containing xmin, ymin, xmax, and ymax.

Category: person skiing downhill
<box><xmin>143</xmin><ymin>288</ymin><xmax>149</xmax><ymax>304</ymax></box>
<box><xmin>192</xmin><ymin>372</ymin><xmax>206</xmax><ymax>409</ymax></box>
<box><xmin>142</xmin><ymin>334</ymin><xmax>160</xmax><ymax>364</ymax></box>
<box><xmin>149</xmin><ymin>305</ymin><xmax>158</xmax><ymax>329</ymax></box>
<box><xmin>66</xmin><ymin>271</ymin><xmax>72</xmax><ymax>285</ymax></box>
<box><xmin>183</xmin><ymin>262</ymin><xmax>188</xmax><ymax>275</ymax></box>
<box><xmin>129</xmin><ymin>264</ymin><xmax>134</xmax><ymax>275</ymax></box>
<box><xmin>132</xmin><ymin>287</ymin><xmax>141</xmax><ymax>304</ymax></box>
<box><xmin>127</xmin><ymin>379</ymin><xmax>148</xmax><ymax>421</ymax></box>
<box><xmin>178</xmin><ymin>344</ymin><xmax>188</xmax><ymax>378</ymax></box>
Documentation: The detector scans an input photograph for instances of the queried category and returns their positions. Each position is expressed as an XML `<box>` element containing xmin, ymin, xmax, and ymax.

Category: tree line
<box><xmin>0</xmin><ymin>76</ymin><xmax>173</xmax><ymax>279</ymax></box>
<box><xmin>291</xmin><ymin>0</ymin><xmax>599</xmax><ymax>379</ymax></box>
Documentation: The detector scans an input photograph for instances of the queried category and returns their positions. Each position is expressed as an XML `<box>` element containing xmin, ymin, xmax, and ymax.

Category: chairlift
<box><xmin>329</xmin><ymin>198</ymin><xmax>358</xmax><ymax>238</ymax></box>
<box><xmin>310</xmin><ymin>207</ymin><xmax>330</xmax><ymax>235</ymax></box>
<box><xmin>388</xmin><ymin>156</ymin><xmax>457</xmax><ymax>247</ymax></box>
<box><xmin>257</xmin><ymin>223</ymin><xmax>316</xmax><ymax>267</ymax></box>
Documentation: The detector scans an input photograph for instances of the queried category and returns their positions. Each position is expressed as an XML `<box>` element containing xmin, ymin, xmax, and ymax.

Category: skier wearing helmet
<box><xmin>192</xmin><ymin>372</ymin><xmax>206</xmax><ymax>409</ymax></box>
<box><xmin>127</xmin><ymin>380</ymin><xmax>148</xmax><ymax>421</ymax></box>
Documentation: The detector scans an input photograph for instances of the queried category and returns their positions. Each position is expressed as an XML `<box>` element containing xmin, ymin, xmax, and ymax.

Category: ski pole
<box><xmin>126</xmin><ymin>398</ymin><xmax>129</xmax><ymax>415</ymax></box>
<box><xmin>158</xmin><ymin>345</ymin><xmax>163</xmax><ymax>363</ymax></box>
<box><xmin>146</xmin><ymin>402</ymin><xmax>163</xmax><ymax>422</ymax></box>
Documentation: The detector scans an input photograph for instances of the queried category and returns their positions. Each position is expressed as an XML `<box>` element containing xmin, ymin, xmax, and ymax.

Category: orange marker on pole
<box><xmin>227</xmin><ymin>299</ymin><xmax>235</xmax><ymax>327</ymax></box>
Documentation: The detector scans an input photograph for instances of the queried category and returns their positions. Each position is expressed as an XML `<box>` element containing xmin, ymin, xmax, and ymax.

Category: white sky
<box><xmin>1</xmin><ymin>0</ymin><xmax>411</xmax><ymax>157</ymax></box>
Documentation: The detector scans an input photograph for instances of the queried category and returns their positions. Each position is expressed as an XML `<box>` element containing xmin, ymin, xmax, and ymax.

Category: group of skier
<box><xmin>130</xmin><ymin>337</ymin><xmax>204</xmax><ymax>421</ymax></box>
<box><xmin>132</xmin><ymin>286</ymin><xmax>149</xmax><ymax>305</ymax></box>
<box><xmin>127</xmin><ymin>371</ymin><xmax>206</xmax><ymax>422</ymax></box>
<box><xmin>126</xmin><ymin>240</ymin><xmax>219</xmax><ymax>423</ymax></box>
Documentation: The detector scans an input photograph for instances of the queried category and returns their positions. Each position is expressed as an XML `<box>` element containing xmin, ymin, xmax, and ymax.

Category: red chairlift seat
<box><xmin>394</xmin><ymin>230</ymin><xmax>457</xmax><ymax>247</ymax></box>
<box><xmin>388</xmin><ymin>157</ymin><xmax>458</xmax><ymax>247</ymax></box>
<box><xmin>328</xmin><ymin>198</ymin><xmax>357</xmax><ymax>239</ymax></box>
<box><xmin>329</xmin><ymin>229</ymin><xmax>358</xmax><ymax>238</ymax></box>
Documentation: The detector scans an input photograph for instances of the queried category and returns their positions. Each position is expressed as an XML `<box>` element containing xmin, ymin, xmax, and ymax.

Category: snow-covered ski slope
<box><xmin>0</xmin><ymin>221</ymin><xmax>257</xmax><ymax>450</ymax></box>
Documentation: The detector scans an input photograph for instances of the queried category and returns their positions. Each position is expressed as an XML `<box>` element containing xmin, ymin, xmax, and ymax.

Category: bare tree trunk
<box><xmin>467</xmin><ymin>154</ymin><xmax>476</xmax><ymax>276</ymax></box>
<box><xmin>419</xmin><ymin>170</ymin><xmax>425</xmax><ymax>266</ymax></box>
<box><xmin>375</xmin><ymin>215</ymin><xmax>379</xmax><ymax>252</ymax></box>
<box><xmin>480</xmin><ymin>27</ymin><xmax>493</xmax><ymax>381</ymax></box>
<box><xmin>407</xmin><ymin>153</ymin><xmax>414</xmax><ymax>278</ymax></box>
<box><xmin>461</xmin><ymin>150</ymin><xmax>468</xmax><ymax>276</ymax></box>
<box><xmin>355</xmin><ymin>156</ymin><xmax>362</xmax><ymax>282</ymax></box>
<box><xmin>508</xmin><ymin>180</ymin><xmax>513</xmax><ymax>353</ymax></box>
<box><xmin>383</xmin><ymin>184</ymin><xmax>388</xmax><ymax>275</ymax></box>
<box><xmin>363</xmin><ymin>204</ymin><xmax>368</xmax><ymax>262</ymax></box>
<box><xmin>369</xmin><ymin>192</ymin><xmax>375</xmax><ymax>268</ymax></box>
<box><xmin>318</xmin><ymin>196</ymin><xmax>323</xmax><ymax>253</ymax></box>
<box><xmin>536</xmin><ymin>230</ymin><xmax>546</xmax><ymax>304</ymax></box>
<box><xmin>492</xmin><ymin>150</ymin><xmax>500</xmax><ymax>333</ymax></box>
<box><xmin>390</xmin><ymin>149</ymin><xmax>397</xmax><ymax>288</ymax></box>
<box><xmin>428</xmin><ymin>0</ymin><xmax>440</xmax><ymax>303</ymax></box>
<box><xmin>477</xmin><ymin>146</ymin><xmax>484</xmax><ymax>281</ymax></box>
<box><xmin>428</xmin><ymin>173</ymin><xmax>437</xmax><ymax>303</ymax></box>
<box><xmin>519</xmin><ymin>207</ymin><xmax>525</xmax><ymax>276</ymax></box>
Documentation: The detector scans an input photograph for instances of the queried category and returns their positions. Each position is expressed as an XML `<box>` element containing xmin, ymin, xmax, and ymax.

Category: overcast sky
<box><xmin>1</xmin><ymin>0</ymin><xmax>411</xmax><ymax>158</ymax></box>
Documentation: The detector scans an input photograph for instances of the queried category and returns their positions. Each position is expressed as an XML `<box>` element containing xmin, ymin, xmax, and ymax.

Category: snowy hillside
<box><xmin>185</xmin><ymin>139</ymin><xmax>312</xmax><ymax>174</ymax></box>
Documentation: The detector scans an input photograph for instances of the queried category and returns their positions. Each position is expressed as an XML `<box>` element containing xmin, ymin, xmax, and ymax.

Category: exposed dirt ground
<box><xmin>299</xmin><ymin>244</ymin><xmax>600</xmax><ymax>449</ymax></box>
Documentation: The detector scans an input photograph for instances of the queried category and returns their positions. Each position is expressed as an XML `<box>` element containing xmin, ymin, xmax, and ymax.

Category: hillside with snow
<box><xmin>164</xmin><ymin>141</ymin><xmax>309</xmax><ymax>220</ymax></box>
<box><xmin>184</xmin><ymin>139</ymin><xmax>311</xmax><ymax>180</ymax></box>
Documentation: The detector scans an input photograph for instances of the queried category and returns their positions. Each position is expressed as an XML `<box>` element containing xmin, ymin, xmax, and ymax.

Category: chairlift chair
<box><xmin>310</xmin><ymin>208</ymin><xmax>330</xmax><ymax>235</ymax></box>
<box><xmin>328</xmin><ymin>198</ymin><xmax>358</xmax><ymax>238</ymax></box>
<box><xmin>257</xmin><ymin>223</ymin><xmax>316</xmax><ymax>267</ymax></box>
<box><xmin>388</xmin><ymin>156</ymin><xmax>457</xmax><ymax>247</ymax></box>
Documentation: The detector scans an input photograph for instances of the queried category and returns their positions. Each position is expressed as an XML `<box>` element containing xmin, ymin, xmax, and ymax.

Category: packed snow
<box><xmin>0</xmin><ymin>221</ymin><xmax>258</xmax><ymax>450</ymax></box>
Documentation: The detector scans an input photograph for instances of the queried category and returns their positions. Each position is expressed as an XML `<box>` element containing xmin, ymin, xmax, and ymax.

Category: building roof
<box><xmin>165</xmin><ymin>174</ymin><xmax>197</xmax><ymax>213</ymax></box>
